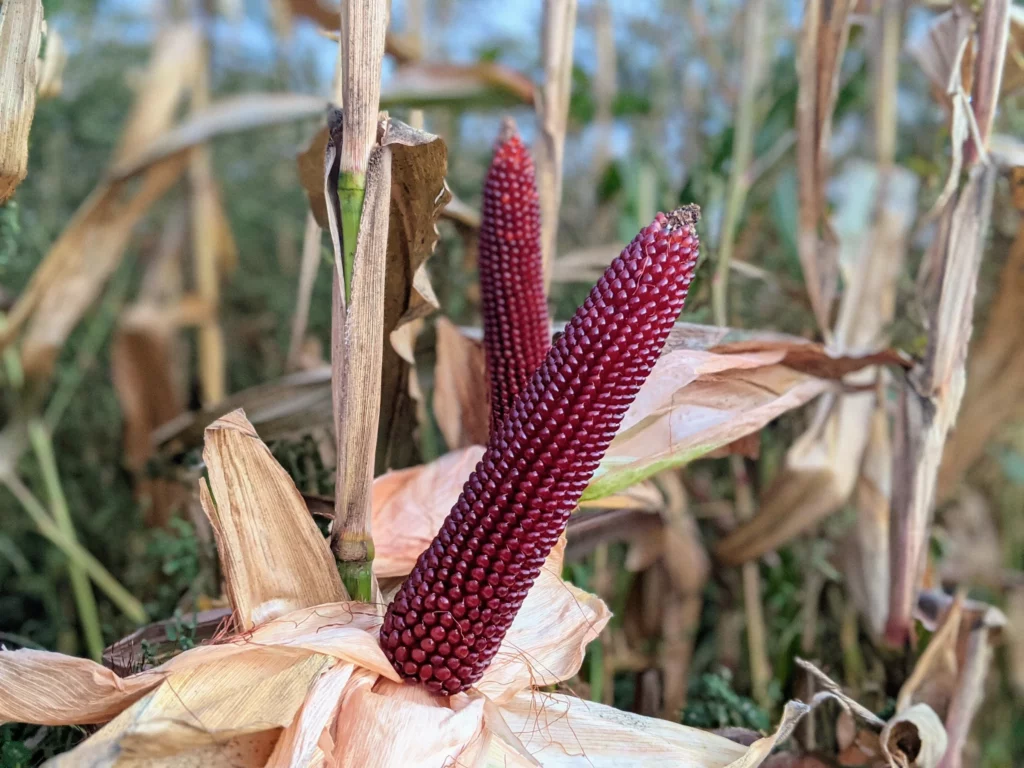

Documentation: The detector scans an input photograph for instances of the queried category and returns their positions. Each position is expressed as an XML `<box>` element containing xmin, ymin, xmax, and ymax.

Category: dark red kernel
<box><xmin>382</xmin><ymin>206</ymin><xmax>701</xmax><ymax>693</ymax></box>
<box><xmin>477</xmin><ymin>119</ymin><xmax>552</xmax><ymax>436</ymax></box>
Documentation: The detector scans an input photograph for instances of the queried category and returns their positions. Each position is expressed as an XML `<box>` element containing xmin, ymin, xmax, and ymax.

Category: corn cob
<box><xmin>478</xmin><ymin>119</ymin><xmax>551</xmax><ymax>435</ymax></box>
<box><xmin>381</xmin><ymin>206</ymin><xmax>701</xmax><ymax>694</ymax></box>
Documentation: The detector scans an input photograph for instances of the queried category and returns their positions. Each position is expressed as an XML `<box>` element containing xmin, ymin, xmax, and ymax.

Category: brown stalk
<box><xmin>795</xmin><ymin>0</ymin><xmax>854</xmax><ymax>336</ymax></box>
<box><xmin>886</xmin><ymin>0</ymin><xmax>1009</xmax><ymax>646</ymax></box>
<box><xmin>0</xmin><ymin>0</ymin><xmax>42</xmax><ymax>204</ymax></box>
<box><xmin>535</xmin><ymin>0</ymin><xmax>578</xmax><ymax>291</ymax></box>
<box><xmin>328</xmin><ymin>0</ymin><xmax>388</xmax><ymax>600</ymax></box>
<box><xmin>189</xmin><ymin>45</ymin><xmax>226</xmax><ymax>406</ymax></box>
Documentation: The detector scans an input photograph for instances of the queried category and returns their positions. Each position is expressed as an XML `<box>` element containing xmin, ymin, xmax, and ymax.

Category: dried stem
<box><xmin>336</xmin><ymin>0</ymin><xmax>387</xmax><ymax>302</ymax></box>
<box><xmin>329</xmin><ymin>0</ymin><xmax>388</xmax><ymax>601</ymax></box>
<box><xmin>189</xmin><ymin>46</ymin><xmax>225</xmax><ymax>405</ymax></box>
<box><xmin>535</xmin><ymin>0</ymin><xmax>577</xmax><ymax>292</ymax></box>
<box><xmin>0</xmin><ymin>0</ymin><xmax>42</xmax><ymax>204</ymax></box>
<box><xmin>711</xmin><ymin>0</ymin><xmax>766</xmax><ymax>327</ymax></box>
<box><xmin>731</xmin><ymin>454</ymin><xmax>772</xmax><ymax>709</ymax></box>
<box><xmin>285</xmin><ymin>211</ymin><xmax>322</xmax><ymax>371</ymax></box>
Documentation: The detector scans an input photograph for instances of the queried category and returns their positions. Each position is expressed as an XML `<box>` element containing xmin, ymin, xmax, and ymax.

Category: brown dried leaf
<box><xmin>200</xmin><ymin>409</ymin><xmax>344</xmax><ymax>629</ymax></box>
<box><xmin>433</xmin><ymin>317</ymin><xmax>490</xmax><ymax>449</ymax></box>
<box><xmin>0</xmin><ymin>26</ymin><xmax>201</xmax><ymax>377</ymax></box>
<box><xmin>154</xmin><ymin>367</ymin><xmax>332</xmax><ymax>456</ymax></box>
<box><xmin>112</xmin><ymin>208</ymin><xmax>188</xmax><ymax>527</ymax></box>
<box><xmin>112</xmin><ymin>93</ymin><xmax>330</xmax><ymax>180</ymax></box>
<box><xmin>717</xmin><ymin>161</ymin><xmax>916</xmax><ymax>566</ymax></box>
<box><xmin>887</xmin><ymin>164</ymin><xmax>997</xmax><ymax>646</ymax></box>
<box><xmin>0</xmin><ymin>0</ymin><xmax>43</xmax><ymax>203</ymax></box>
<box><xmin>303</xmin><ymin>113</ymin><xmax>449</xmax><ymax>473</ymax></box>
<box><xmin>939</xmin><ymin>166</ymin><xmax>1024</xmax><ymax>499</ymax></box>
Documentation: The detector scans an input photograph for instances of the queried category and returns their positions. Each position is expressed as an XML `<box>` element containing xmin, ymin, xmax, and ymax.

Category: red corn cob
<box><xmin>478</xmin><ymin>119</ymin><xmax>551</xmax><ymax>435</ymax></box>
<box><xmin>381</xmin><ymin>207</ymin><xmax>701</xmax><ymax>694</ymax></box>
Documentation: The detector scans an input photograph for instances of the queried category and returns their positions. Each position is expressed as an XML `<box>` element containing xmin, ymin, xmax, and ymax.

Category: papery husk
<box><xmin>433</xmin><ymin>316</ymin><xmax>491</xmax><ymax>449</ymax></box>
<box><xmin>881</xmin><ymin>704</ymin><xmax>948</xmax><ymax>768</ymax></box>
<box><xmin>200</xmin><ymin>410</ymin><xmax>345</xmax><ymax>627</ymax></box>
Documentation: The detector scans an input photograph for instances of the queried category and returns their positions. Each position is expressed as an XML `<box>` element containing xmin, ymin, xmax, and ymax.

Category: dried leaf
<box><xmin>718</xmin><ymin>161</ymin><xmax>916</xmax><ymax>566</ymax></box>
<box><xmin>494</xmin><ymin>690</ymin><xmax>748</xmax><ymax>767</ymax></box>
<box><xmin>112</xmin><ymin>209</ymin><xmax>188</xmax><ymax>527</ymax></box>
<box><xmin>433</xmin><ymin>317</ymin><xmax>491</xmax><ymax>449</ymax></box>
<box><xmin>0</xmin><ymin>0</ymin><xmax>43</xmax><ymax>203</ymax></box>
<box><xmin>939</xmin><ymin>164</ymin><xmax>1024</xmax><ymax>499</ymax></box>
<box><xmin>200</xmin><ymin>409</ymin><xmax>344</xmax><ymax>629</ymax></box>
<box><xmin>585</xmin><ymin>352</ymin><xmax>829</xmax><ymax>502</ymax></box>
<box><xmin>842</xmin><ymin>400</ymin><xmax>892</xmax><ymax>637</ymax></box>
<box><xmin>112</xmin><ymin>93</ymin><xmax>330</xmax><ymax>180</ymax></box>
<box><xmin>376</xmin><ymin>118</ymin><xmax>450</xmax><ymax>471</ymax></box>
<box><xmin>330</xmin><ymin>673</ymin><xmax>488</xmax><ymax>768</ymax></box>
<box><xmin>0</xmin><ymin>649</ymin><xmax>160</xmax><ymax>725</ymax></box>
<box><xmin>381</xmin><ymin>61</ymin><xmax>535</xmax><ymax>107</ymax></box>
<box><xmin>475</xmin><ymin>565</ymin><xmax>610</xmax><ymax>704</ymax></box>
<box><xmin>881</xmin><ymin>704</ymin><xmax>948</xmax><ymax>768</ymax></box>
<box><xmin>887</xmin><ymin>164</ymin><xmax>997</xmax><ymax>646</ymax></box>
<box><xmin>724</xmin><ymin>701</ymin><xmax>811</xmax><ymax>768</ymax></box>
<box><xmin>0</xmin><ymin>26</ymin><xmax>201</xmax><ymax>377</ymax></box>
<box><xmin>153</xmin><ymin>367</ymin><xmax>332</xmax><ymax>456</ymax></box>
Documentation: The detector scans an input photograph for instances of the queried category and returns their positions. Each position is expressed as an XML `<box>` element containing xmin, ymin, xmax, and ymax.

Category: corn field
<box><xmin>0</xmin><ymin>0</ymin><xmax>1023</xmax><ymax>766</ymax></box>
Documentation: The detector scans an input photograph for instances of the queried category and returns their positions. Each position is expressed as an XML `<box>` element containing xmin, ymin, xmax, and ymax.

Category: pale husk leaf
<box><xmin>723</xmin><ymin>700</ymin><xmax>811</xmax><ymax>768</ymax></box>
<box><xmin>46</xmin><ymin>651</ymin><xmax>330</xmax><ymax>767</ymax></box>
<box><xmin>881</xmin><ymin>703</ymin><xmax>948</xmax><ymax>768</ymax></box>
<box><xmin>371</xmin><ymin>444</ymin><xmax>484</xmax><ymax>577</ymax></box>
<box><xmin>492</xmin><ymin>690</ymin><xmax>748</xmax><ymax>767</ymax></box>
<box><xmin>200</xmin><ymin>409</ymin><xmax>344</xmax><ymax>628</ymax></box>
<box><xmin>585</xmin><ymin>353</ymin><xmax>828</xmax><ymax>501</ymax></box>
<box><xmin>264</xmin><ymin>661</ymin><xmax>356</xmax><ymax>768</ymax></box>
<box><xmin>0</xmin><ymin>649</ymin><xmax>160</xmax><ymax>726</ymax></box>
<box><xmin>476</xmin><ymin>565</ymin><xmax>610</xmax><ymax>704</ymax></box>
<box><xmin>329</xmin><ymin>672</ymin><xmax>489</xmax><ymax>767</ymax></box>
<box><xmin>433</xmin><ymin>316</ymin><xmax>491</xmax><ymax>449</ymax></box>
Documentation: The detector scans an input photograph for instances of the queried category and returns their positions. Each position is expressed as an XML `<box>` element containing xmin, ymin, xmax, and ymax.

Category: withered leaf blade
<box><xmin>200</xmin><ymin>409</ymin><xmax>344</xmax><ymax>629</ymax></box>
<box><xmin>433</xmin><ymin>317</ymin><xmax>491</xmax><ymax>450</ymax></box>
<box><xmin>375</xmin><ymin>117</ymin><xmax>450</xmax><ymax>471</ymax></box>
<box><xmin>153</xmin><ymin>367</ymin><xmax>332</xmax><ymax>456</ymax></box>
<box><xmin>0</xmin><ymin>25</ymin><xmax>202</xmax><ymax>377</ymax></box>
<box><xmin>112</xmin><ymin>93</ymin><xmax>330</xmax><ymax>181</ymax></box>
